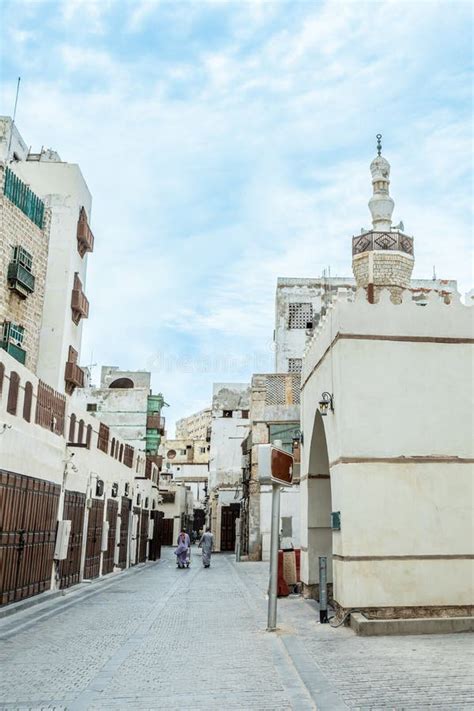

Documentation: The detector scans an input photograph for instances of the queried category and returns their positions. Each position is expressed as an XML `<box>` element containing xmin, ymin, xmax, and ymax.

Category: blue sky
<box><xmin>1</xmin><ymin>0</ymin><xmax>472</xmax><ymax>433</ymax></box>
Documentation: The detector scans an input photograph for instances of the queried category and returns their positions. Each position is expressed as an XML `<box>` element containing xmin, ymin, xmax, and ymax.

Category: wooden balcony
<box><xmin>71</xmin><ymin>288</ymin><xmax>89</xmax><ymax>324</ymax></box>
<box><xmin>77</xmin><ymin>207</ymin><xmax>94</xmax><ymax>257</ymax></box>
<box><xmin>65</xmin><ymin>361</ymin><xmax>85</xmax><ymax>391</ymax></box>
<box><xmin>146</xmin><ymin>414</ymin><xmax>164</xmax><ymax>431</ymax></box>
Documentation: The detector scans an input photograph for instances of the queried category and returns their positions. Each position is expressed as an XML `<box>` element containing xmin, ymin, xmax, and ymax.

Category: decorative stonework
<box><xmin>352</xmin><ymin>137</ymin><xmax>414</xmax><ymax>303</ymax></box>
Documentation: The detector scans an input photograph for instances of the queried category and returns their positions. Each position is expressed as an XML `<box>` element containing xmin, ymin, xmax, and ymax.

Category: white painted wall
<box><xmin>13</xmin><ymin>160</ymin><xmax>92</xmax><ymax>393</ymax></box>
<box><xmin>300</xmin><ymin>289</ymin><xmax>473</xmax><ymax>611</ymax></box>
<box><xmin>275</xmin><ymin>277</ymin><xmax>458</xmax><ymax>373</ymax></box>
<box><xmin>259</xmin><ymin>485</ymin><xmax>301</xmax><ymax>561</ymax></box>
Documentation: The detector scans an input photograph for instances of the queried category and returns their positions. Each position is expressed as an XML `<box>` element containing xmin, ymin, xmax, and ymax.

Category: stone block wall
<box><xmin>0</xmin><ymin>164</ymin><xmax>51</xmax><ymax>373</ymax></box>
<box><xmin>352</xmin><ymin>251</ymin><xmax>414</xmax><ymax>303</ymax></box>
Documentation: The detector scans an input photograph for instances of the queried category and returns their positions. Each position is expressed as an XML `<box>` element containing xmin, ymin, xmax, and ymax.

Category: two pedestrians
<box><xmin>198</xmin><ymin>528</ymin><xmax>214</xmax><ymax>568</ymax></box>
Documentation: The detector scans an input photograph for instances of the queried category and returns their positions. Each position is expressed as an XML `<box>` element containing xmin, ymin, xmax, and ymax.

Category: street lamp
<box><xmin>319</xmin><ymin>392</ymin><xmax>334</xmax><ymax>416</ymax></box>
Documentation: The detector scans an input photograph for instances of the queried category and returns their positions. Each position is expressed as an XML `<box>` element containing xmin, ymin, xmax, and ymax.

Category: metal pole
<box><xmin>319</xmin><ymin>555</ymin><xmax>329</xmax><ymax>623</ymax></box>
<box><xmin>267</xmin><ymin>482</ymin><xmax>281</xmax><ymax>631</ymax></box>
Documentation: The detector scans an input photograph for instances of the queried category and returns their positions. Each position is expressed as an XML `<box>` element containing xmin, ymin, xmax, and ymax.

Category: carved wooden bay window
<box><xmin>71</xmin><ymin>273</ymin><xmax>89</xmax><ymax>324</ymax></box>
<box><xmin>64</xmin><ymin>345</ymin><xmax>84</xmax><ymax>394</ymax></box>
<box><xmin>77</xmin><ymin>206</ymin><xmax>94</xmax><ymax>257</ymax></box>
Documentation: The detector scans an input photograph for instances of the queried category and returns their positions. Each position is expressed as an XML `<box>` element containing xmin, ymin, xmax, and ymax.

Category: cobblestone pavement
<box><xmin>0</xmin><ymin>549</ymin><xmax>472</xmax><ymax>710</ymax></box>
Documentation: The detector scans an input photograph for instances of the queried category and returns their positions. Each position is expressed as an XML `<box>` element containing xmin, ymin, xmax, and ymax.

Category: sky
<box><xmin>1</xmin><ymin>0</ymin><xmax>472</xmax><ymax>434</ymax></box>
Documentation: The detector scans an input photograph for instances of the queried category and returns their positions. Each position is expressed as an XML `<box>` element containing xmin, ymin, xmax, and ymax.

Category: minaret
<box><xmin>352</xmin><ymin>135</ymin><xmax>414</xmax><ymax>303</ymax></box>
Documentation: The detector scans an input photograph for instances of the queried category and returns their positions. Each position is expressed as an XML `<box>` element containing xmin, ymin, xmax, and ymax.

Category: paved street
<box><xmin>0</xmin><ymin>548</ymin><xmax>473</xmax><ymax>710</ymax></box>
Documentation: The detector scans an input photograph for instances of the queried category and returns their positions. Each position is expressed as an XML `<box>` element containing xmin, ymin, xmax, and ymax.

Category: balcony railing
<box><xmin>77</xmin><ymin>207</ymin><xmax>94</xmax><ymax>257</ymax></box>
<box><xmin>7</xmin><ymin>261</ymin><xmax>35</xmax><ymax>297</ymax></box>
<box><xmin>3</xmin><ymin>167</ymin><xmax>45</xmax><ymax>229</ymax></box>
<box><xmin>352</xmin><ymin>231</ymin><xmax>414</xmax><ymax>257</ymax></box>
<box><xmin>1</xmin><ymin>340</ymin><xmax>26</xmax><ymax>365</ymax></box>
<box><xmin>71</xmin><ymin>288</ymin><xmax>89</xmax><ymax>323</ymax></box>
<box><xmin>65</xmin><ymin>361</ymin><xmax>85</xmax><ymax>389</ymax></box>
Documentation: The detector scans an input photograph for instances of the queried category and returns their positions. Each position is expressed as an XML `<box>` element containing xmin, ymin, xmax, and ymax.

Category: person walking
<box><xmin>174</xmin><ymin>529</ymin><xmax>191</xmax><ymax>568</ymax></box>
<box><xmin>198</xmin><ymin>528</ymin><xmax>214</xmax><ymax>568</ymax></box>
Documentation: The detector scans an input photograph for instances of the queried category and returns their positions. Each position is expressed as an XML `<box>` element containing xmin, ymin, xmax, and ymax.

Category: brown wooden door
<box><xmin>149</xmin><ymin>511</ymin><xmax>163</xmax><ymax>560</ymax></box>
<box><xmin>102</xmin><ymin>499</ymin><xmax>118</xmax><ymax>575</ymax></box>
<box><xmin>220</xmin><ymin>505</ymin><xmax>239</xmax><ymax>552</ymax></box>
<box><xmin>138</xmin><ymin>511</ymin><xmax>149</xmax><ymax>563</ymax></box>
<box><xmin>84</xmin><ymin>499</ymin><xmax>104</xmax><ymax>579</ymax></box>
<box><xmin>0</xmin><ymin>470</ymin><xmax>60</xmax><ymax>606</ymax></box>
<box><xmin>58</xmin><ymin>490</ymin><xmax>85</xmax><ymax>589</ymax></box>
<box><xmin>118</xmin><ymin>497</ymin><xmax>130</xmax><ymax>569</ymax></box>
<box><xmin>161</xmin><ymin>518</ymin><xmax>174</xmax><ymax>546</ymax></box>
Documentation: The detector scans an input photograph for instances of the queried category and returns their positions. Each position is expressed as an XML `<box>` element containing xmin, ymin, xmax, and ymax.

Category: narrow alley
<box><xmin>1</xmin><ymin>549</ymin><xmax>472</xmax><ymax>711</ymax></box>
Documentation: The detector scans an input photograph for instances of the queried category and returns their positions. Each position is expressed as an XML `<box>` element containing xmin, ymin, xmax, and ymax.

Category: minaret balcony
<box><xmin>352</xmin><ymin>230</ymin><xmax>414</xmax><ymax>257</ymax></box>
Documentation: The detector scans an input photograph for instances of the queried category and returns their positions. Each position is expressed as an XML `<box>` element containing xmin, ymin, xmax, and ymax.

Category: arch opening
<box><xmin>109</xmin><ymin>378</ymin><xmax>134</xmax><ymax>389</ymax></box>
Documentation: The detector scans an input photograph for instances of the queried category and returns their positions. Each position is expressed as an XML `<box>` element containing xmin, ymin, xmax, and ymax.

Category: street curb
<box><xmin>0</xmin><ymin>561</ymin><xmax>159</xmax><ymax>640</ymax></box>
<box><xmin>350</xmin><ymin>611</ymin><xmax>474</xmax><ymax>636</ymax></box>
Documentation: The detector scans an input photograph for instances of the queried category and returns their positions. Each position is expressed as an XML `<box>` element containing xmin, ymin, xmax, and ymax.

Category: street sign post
<box><xmin>258</xmin><ymin>443</ymin><xmax>294</xmax><ymax>631</ymax></box>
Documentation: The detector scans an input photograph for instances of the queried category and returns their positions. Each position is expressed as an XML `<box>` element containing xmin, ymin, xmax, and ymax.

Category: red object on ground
<box><xmin>277</xmin><ymin>551</ymin><xmax>289</xmax><ymax>597</ymax></box>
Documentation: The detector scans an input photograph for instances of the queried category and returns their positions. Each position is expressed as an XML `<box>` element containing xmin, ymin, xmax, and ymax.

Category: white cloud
<box><xmin>1</xmin><ymin>0</ymin><xmax>471</xmax><ymax>433</ymax></box>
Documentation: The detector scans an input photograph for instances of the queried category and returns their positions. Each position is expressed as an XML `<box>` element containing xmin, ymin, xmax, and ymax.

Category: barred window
<box><xmin>288</xmin><ymin>303</ymin><xmax>313</xmax><ymax>329</ymax></box>
<box><xmin>288</xmin><ymin>358</ymin><xmax>302</xmax><ymax>373</ymax></box>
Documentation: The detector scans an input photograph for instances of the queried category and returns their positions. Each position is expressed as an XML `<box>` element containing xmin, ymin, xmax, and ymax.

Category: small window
<box><xmin>199</xmin><ymin>447</ymin><xmax>206</xmax><ymax>454</ymax></box>
<box><xmin>223</xmin><ymin>410</ymin><xmax>232</xmax><ymax>418</ymax></box>
<box><xmin>288</xmin><ymin>358</ymin><xmax>302</xmax><ymax>373</ymax></box>
<box><xmin>180</xmin><ymin>449</ymin><xmax>186</xmax><ymax>455</ymax></box>
<box><xmin>23</xmin><ymin>381</ymin><xmax>33</xmax><ymax>422</ymax></box>
<box><xmin>288</xmin><ymin>303</ymin><xmax>313</xmax><ymax>329</ymax></box>
<box><xmin>69</xmin><ymin>413</ymin><xmax>76</xmax><ymax>442</ymax></box>
<box><xmin>7</xmin><ymin>371</ymin><xmax>20</xmax><ymax>415</ymax></box>
<box><xmin>86</xmin><ymin>403</ymin><xmax>97</xmax><ymax>412</ymax></box>
<box><xmin>241</xmin><ymin>410</ymin><xmax>249</xmax><ymax>419</ymax></box>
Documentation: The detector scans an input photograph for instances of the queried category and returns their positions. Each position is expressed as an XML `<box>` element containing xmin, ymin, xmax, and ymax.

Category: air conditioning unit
<box><xmin>54</xmin><ymin>520</ymin><xmax>72</xmax><ymax>560</ymax></box>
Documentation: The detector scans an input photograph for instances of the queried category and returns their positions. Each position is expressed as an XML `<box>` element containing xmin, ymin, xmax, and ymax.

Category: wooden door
<box><xmin>102</xmin><ymin>499</ymin><xmax>118</xmax><ymax>575</ymax></box>
<box><xmin>0</xmin><ymin>470</ymin><xmax>60</xmax><ymax>606</ymax></box>
<box><xmin>118</xmin><ymin>497</ymin><xmax>130</xmax><ymax>569</ymax></box>
<box><xmin>220</xmin><ymin>505</ymin><xmax>239</xmax><ymax>552</ymax></box>
<box><xmin>149</xmin><ymin>511</ymin><xmax>163</xmax><ymax>560</ymax></box>
<box><xmin>83</xmin><ymin>499</ymin><xmax>104</xmax><ymax>579</ymax></box>
<box><xmin>138</xmin><ymin>511</ymin><xmax>149</xmax><ymax>563</ymax></box>
<box><xmin>131</xmin><ymin>507</ymin><xmax>141</xmax><ymax>566</ymax></box>
<box><xmin>161</xmin><ymin>518</ymin><xmax>174</xmax><ymax>546</ymax></box>
<box><xmin>58</xmin><ymin>490</ymin><xmax>85</xmax><ymax>589</ymax></box>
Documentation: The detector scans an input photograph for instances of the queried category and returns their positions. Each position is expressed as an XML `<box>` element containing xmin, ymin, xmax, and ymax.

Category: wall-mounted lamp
<box><xmin>292</xmin><ymin>429</ymin><xmax>304</xmax><ymax>446</ymax></box>
<box><xmin>319</xmin><ymin>392</ymin><xmax>334</xmax><ymax>416</ymax></box>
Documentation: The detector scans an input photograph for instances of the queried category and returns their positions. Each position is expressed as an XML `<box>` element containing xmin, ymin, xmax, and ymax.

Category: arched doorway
<box><xmin>303</xmin><ymin>410</ymin><xmax>332</xmax><ymax>598</ymax></box>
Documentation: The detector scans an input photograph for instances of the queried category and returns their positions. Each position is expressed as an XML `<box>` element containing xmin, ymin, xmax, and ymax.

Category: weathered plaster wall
<box><xmin>74</xmin><ymin>386</ymin><xmax>149</xmax><ymax>452</ymax></box>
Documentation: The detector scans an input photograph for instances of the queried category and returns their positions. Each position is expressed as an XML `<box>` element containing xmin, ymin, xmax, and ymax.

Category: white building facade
<box><xmin>299</xmin><ymin>141</ymin><xmax>473</xmax><ymax>621</ymax></box>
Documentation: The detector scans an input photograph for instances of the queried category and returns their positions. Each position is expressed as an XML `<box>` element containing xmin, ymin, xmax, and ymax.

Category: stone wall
<box><xmin>352</xmin><ymin>251</ymin><xmax>414</xmax><ymax>303</ymax></box>
<box><xmin>0</xmin><ymin>164</ymin><xmax>51</xmax><ymax>373</ymax></box>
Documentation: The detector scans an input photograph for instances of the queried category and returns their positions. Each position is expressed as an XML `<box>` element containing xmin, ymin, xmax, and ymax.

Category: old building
<box><xmin>74</xmin><ymin>366</ymin><xmax>167</xmax><ymax>510</ymax></box>
<box><xmin>156</xmin><ymin>476</ymin><xmax>194</xmax><ymax>545</ymax></box>
<box><xmin>0</xmin><ymin>349</ymin><xmax>163</xmax><ymax>608</ymax></box>
<box><xmin>275</xmin><ymin>277</ymin><xmax>457</xmax><ymax>374</ymax></box>
<box><xmin>1</xmin><ymin>116</ymin><xmax>94</xmax><ymax>394</ymax></box>
<box><xmin>208</xmin><ymin>383</ymin><xmax>251</xmax><ymax>552</ymax></box>
<box><xmin>299</xmin><ymin>140</ymin><xmax>473</xmax><ymax>621</ymax></box>
<box><xmin>240</xmin><ymin>373</ymin><xmax>301</xmax><ymax>561</ymax></box>
<box><xmin>0</xmin><ymin>161</ymin><xmax>51</xmax><ymax>372</ymax></box>
<box><xmin>175</xmin><ymin>406</ymin><xmax>212</xmax><ymax>439</ymax></box>
<box><xmin>161</xmin><ymin>437</ymin><xmax>208</xmax><ymax>502</ymax></box>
